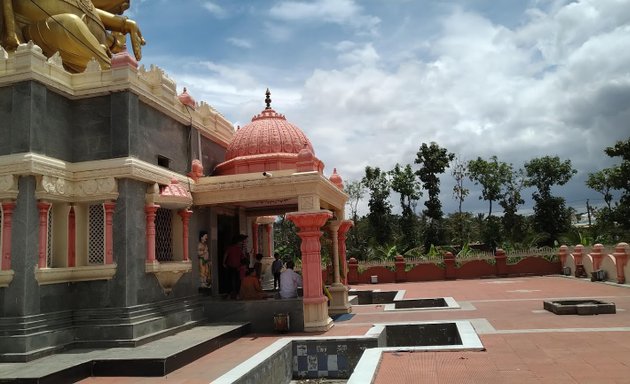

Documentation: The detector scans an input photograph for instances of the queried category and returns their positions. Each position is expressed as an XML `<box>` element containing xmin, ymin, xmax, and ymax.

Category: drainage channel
<box><xmin>212</xmin><ymin>320</ymin><xmax>484</xmax><ymax>384</ymax></box>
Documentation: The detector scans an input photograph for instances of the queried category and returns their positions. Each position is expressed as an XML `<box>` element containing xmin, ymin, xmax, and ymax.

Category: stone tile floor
<box><xmin>55</xmin><ymin>276</ymin><xmax>630</xmax><ymax>382</ymax></box>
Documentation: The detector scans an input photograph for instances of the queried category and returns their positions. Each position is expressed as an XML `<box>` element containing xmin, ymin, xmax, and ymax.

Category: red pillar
<box><xmin>395</xmin><ymin>255</ymin><xmax>406</xmax><ymax>282</ymax></box>
<box><xmin>558</xmin><ymin>245</ymin><xmax>568</xmax><ymax>268</ymax></box>
<box><xmin>348</xmin><ymin>257</ymin><xmax>359</xmax><ymax>284</ymax></box>
<box><xmin>444</xmin><ymin>251</ymin><xmax>456</xmax><ymax>280</ymax></box>
<box><xmin>178</xmin><ymin>209</ymin><xmax>193</xmax><ymax>261</ymax></box>
<box><xmin>286</xmin><ymin>211</ymin><xmax>332</xmax><ymax>304</ymax></box>
<box><xmin>145</xmin><ymin>205</ymin><xmax>159</xmax><ymax>263</ymax></box>
<box><xmin>266</xmin><ymin>223</ymin><xmax>273</xmax><ymax>258</ymax></box>
<box><xmin>37</xmin><ymin>201</ymin><xmax>51</xmax><ymax>268</ymax></box>
<box><xmin>1</xmin><ymin>201</ymin><xmax>16</xmax><ymax>270</ymax></box>
<box><xmin>612</xmin><ymin>242</ymin><xmax>629</xmax><ymax>284</ymax></box>
<box><xmin>68</xmin><ymin>206</ymin><xmax>76</xmax><ymax>267</ymax></box>
<box><xmin>495</xmin><ymin>248</ymin><xmax>507</xmax><ymax>277</ymax></box>
<box><xmin>337</xmin><ymin>220</ymin><xmax>353</xmax><ymax>285</ymax></box>
<box><xmin>103</xmin><ymin>202</ymin><xmax>116</xmax><ymax>265</ymax></box>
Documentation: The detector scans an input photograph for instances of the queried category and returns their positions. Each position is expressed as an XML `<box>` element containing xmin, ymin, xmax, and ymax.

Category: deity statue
<box><xmin>0</xmin><ymin>0</ymin><xmax>145</xmax><ymax>72</ymax></box>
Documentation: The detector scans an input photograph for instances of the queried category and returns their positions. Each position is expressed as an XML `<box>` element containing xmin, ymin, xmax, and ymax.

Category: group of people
<box><xmin>220</xmin><ymin>235</ymin><xmax>302</xmax><ymax>301</ymax></box>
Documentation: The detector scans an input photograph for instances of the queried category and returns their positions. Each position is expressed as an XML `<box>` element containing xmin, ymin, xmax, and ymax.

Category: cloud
<box><xmin>227</xmin><ymin>37</ymin><xmax>253</xmax><ymax>49</ymax></box>
<box><xmin>202</xmin><ymin>1</ymin><xmax>227</xmax><ymax>18</ymax></box>
<box><xmin>269</xmin><ymin>0</ymin><xmax>381</xmax><ymax>35</ymax></box>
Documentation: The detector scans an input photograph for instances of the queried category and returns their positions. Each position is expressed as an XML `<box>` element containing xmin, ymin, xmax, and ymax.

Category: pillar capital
<box><xmin>286</xmin><ymin>210</ymin><xmax>332</xmax><ymax>230</ymax></box>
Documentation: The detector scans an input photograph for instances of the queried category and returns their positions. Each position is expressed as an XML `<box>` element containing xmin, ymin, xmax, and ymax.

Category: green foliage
<box><xmin>344</xmin><ymin>180</ymin><xmax>365</xmax><ymax>222</ymax></box>
<box><xmin>362</xmin><ymin>166</ymin><xmax>393</xmax><ymax>245</ymax></box>
<box><xmin>415</xmin><ymin>142</ymin><xmax>454</xmax><ymax>248</ymax></box>
<box><xmin>468</xmin><ymin>156</ymin><xmax>512</xmax><ymax>217</ymax></box>
<box><xmin>602</xmin><ymin>137</ymin><xmax>630</xmax><ymax>229</ymax></box>
<box><xmin>390</xmin><ymin>163</ymin><xmax>422</xmax><ymax>251</ymax></box>
<box><xmin>274</xmin><ymin>216</ymin><xmax>301</xmax><ymax>261</ymax></box>
<box><xmin>524</xmin><ymin>156</ymin><xmax>576</xmax><ymax>246</ymax></box>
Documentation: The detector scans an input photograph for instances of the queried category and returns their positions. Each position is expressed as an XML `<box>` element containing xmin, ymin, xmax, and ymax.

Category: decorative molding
<box><xmin>0</xmin><ymin>270</ymin><xmax>14</xmax><ymax>288</ymax></box>
<box><xmin>0</xmin><ymin>174</ymin><xmax>18</xmax><ymax>200</ymax></box>
<box><xmin>145</xmin><ymin>261</ymin><xmax>192</xmax><ymax>294</ymax></box>
<box><xmin>35</xmin><ymin>175</ymin><xmax>118</xmax><ymax>202</ymax></box>
<box><xmin>0</xmin><ymin>46</ymin><xmax>234</xmax><ymax>147</ymax></box>
<box><xmin>34</xmin><ymin>264</ymin><xmax>117</xmax><ymax>285</ymax></box>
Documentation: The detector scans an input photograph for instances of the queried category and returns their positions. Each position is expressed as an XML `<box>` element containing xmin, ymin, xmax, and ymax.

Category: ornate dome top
<box><xmin>224</xmin><ymin>89</ymin><xmax>314</xmax><ymax>160</ymax></box>
<box><xmin>214</xmin><ymin>89</ymin><xmax>323</xmax><ymax>175</ymax></box>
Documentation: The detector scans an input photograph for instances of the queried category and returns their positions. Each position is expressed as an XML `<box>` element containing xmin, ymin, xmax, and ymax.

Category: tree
<box><xmin>468</xmin><ymin>156</ymin><xmax>511</xmax><ymax>217</ymax></box>
<box><xmin>414</xmin><ymin>142</ymin><xmax>454</xmax><ymax>249</ymax></box>
<box><xmin>361</xmin><ymin>166</ymin><xmax>393</xmax><ymax>245</ymax></box>
<box><xmin>499</xmin><ymin>166</ymin><xmax>526</xmax><ymax>244</ymax></box>
<box><xmin>603</xmin><ymin>138</ymin><xmax>630</xmax><ymax>229</ymax></box>
<box><xmin>389</xmin><ymin>163</ymin><xmax>422</xmax><ymax>252</ymax></box>
<box><xmin>345</xmin><ymin>180</ymin><xmax>365</xmax><ymax>222</ymax></box>
<box><xmin>524</xmin><ymin>156</ymin><xmax>577</xmax><ymax>245</ymax></box>
<box><xmin>586</xmin><ymin>169</ymin><xmax>617</xmax><ymax>210</ymax></box>
<box><xmin>451</xmin><ymin>157</ymin><xmax>469</xmax><ymax>244</ymax></box>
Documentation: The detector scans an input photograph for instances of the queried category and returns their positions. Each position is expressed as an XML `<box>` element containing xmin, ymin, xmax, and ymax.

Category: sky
<box><xmin>126</xmin><ymin>0</ymin><xmax>630</xmax><ymax>217</ymax></box>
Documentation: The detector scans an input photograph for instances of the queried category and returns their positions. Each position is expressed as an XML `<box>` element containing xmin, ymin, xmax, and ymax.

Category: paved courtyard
<box><xmin>66</xmin><ymin>276</ymin><xmax>630</xmax><ymax>383</ymax></box>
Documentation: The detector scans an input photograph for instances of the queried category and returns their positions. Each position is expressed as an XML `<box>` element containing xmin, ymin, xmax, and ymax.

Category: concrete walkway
<box><xmin>5</xmin><ymin>276</ymin><xmax>630</xmax><ymax>383</ymax></box>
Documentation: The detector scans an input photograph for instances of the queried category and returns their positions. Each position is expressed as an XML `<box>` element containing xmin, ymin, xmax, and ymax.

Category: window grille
<box><xmin>88</xmin><ymin>204</ymin><xmax>105</xmax><ymax>264</ymax></box>
<box><xmin>155</xmin><ymin>208</ymin><xmax>173</xmax><ymax>261</ymax></box>
<box><xmin>46</xmin><ymin>206</ymin><xmax>53</xmax><ymax>268</ymax></box>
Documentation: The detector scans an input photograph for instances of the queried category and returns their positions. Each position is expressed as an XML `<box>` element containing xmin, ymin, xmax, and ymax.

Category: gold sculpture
<box><xmin>0</xmin><ymin>0</ymin><xmax>145</xmax><ymax>72</ymax></box>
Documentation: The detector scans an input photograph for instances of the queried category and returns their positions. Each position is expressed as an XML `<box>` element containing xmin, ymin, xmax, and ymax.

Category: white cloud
<box><xmin>202</xmin><ymin>1</ymin><xmax>227</xmax><ymax>18</ymax></box>
<box><xmin>226</xmin><ymin>37</ymin><xmax>253</xmax><ymax>49</ymax></box>
<box><xmin>269</xmin><ymin>0</ymin><xmax>380</xmax><ymax>35</ymax></box>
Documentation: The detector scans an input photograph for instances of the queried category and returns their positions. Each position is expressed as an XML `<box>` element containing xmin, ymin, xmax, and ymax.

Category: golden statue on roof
<box><xmin>0</xmin><ymin>0</ymin><xmax>145</xmax><ymax>72</ymax></box>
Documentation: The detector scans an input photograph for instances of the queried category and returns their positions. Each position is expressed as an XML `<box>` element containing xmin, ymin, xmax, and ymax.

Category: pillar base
<box><xmin>328</xmin><ymin>283</ymin><xmax>352</xmax><ymax>316</ymax></box>
<box><xmin>303</xmin><ymin>299</ymin><xmax>334</xmax><ymax>332</ymax></box>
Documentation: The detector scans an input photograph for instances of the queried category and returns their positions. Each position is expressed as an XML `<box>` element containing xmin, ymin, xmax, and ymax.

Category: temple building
<box><xmin>0</xmin><ymin>21</ymin><xmax>351</xmax><ymax>363</ymax></box>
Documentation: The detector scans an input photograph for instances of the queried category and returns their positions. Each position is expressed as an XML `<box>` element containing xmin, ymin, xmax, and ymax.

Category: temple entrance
<box><xmin>217</xmin><ymin>214</ymin><xmax>239</xmax><ymax>295</ymax></box>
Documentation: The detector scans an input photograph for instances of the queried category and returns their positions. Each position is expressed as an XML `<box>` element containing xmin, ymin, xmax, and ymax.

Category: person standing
<box><xmin>223</xmin><ymin>234</ymin><xmax>247</xmax><ymax>299</ymax></box>
<box><xmin>279</xmin><ymin>260</ymin><xmax>302</xmax><ymax>299</ymax></box>
<box><xmin>198</xmin><ymin>231</ymin><xmax>210</xmax><ymax>288</ymax></box>
<box><xmin>271</xmin><ymin>252</ymin><xmax>283</xmax><ymax>290</ymax></box>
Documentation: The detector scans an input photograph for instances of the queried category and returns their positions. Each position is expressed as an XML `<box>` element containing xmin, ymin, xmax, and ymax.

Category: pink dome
<box><xmin>214</xmin><ymin>89</ymin><xmax>323</xmax><ymax>175</ymax></box>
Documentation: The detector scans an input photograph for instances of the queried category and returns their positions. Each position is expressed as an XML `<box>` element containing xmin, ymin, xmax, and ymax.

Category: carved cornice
<box><xmin>36</xmin><ymin>175</ymin><xmax>118</xmax><ymax>202</ymax></box>
<box><xmin>34</xmin><ymin>264</ymin><xmax>117</xmax><ymax>285</ymax></box>
<box><xmin>0</xmin><ymin>45</ymin><xmax>234</xmax><ymax>147</ymax></box>
<box><xmin>0</xmin><ymin>175</ymin><xmax>18</xmax><ymax>200</ymax></box>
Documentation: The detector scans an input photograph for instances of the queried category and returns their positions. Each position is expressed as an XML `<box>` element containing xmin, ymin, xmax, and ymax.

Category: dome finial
<box><xmin>265</xmin><ymin>88</ymin><xmax>272</xmax><ymax>110</ymax></box>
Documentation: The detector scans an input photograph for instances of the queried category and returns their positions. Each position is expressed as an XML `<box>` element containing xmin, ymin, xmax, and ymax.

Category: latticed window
<box><xmin>88</xmin><ymin>204</ymin><xmax>105</xmax><ymax>265</ymax></box>
<box><xmin>46</xmin><ymin>206</ymin><xmax>53</xmax><ymax>268</ymax></box>
<box><xmin>155</xmin><ymin>208</ymin><xmax>173</xmax><ymax>261</ymax></box>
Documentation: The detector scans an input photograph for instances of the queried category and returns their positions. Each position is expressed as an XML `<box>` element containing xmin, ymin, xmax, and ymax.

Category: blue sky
<box><xmin>127</xmin><ymin>0</ymin><xmax>630</xmax><ymax>216</ymax></box>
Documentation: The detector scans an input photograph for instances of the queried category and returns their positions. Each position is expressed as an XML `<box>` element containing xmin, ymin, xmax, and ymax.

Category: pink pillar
<box><xmin>266</xmin><ymin>223</ymin><xmax>273</xmax><ymax>258</ymax></box>
<box><xmin>348</xmin><ymin>257</ymin><xmax>359</xmax><ymax>284</ymax></box>
<box><xmin>337</xmin><ymin>220</ymin><xmax>353</xmax><ymax>285</ymax></box>
<box><xmin>178</xmin><ymin>209</ymin><xmax>193</xmax><ymax>261</ymax></box>
<box><xmin>612</xmin><ymin>242</ymin><xmax>629</xmax><ymax>284</ymax></box>
<box><xmin>37</xmin><ymin>202</ymin><xmax>51</xmax><ymax>268</ymax></box>
<box><xmin>103</xmin><ymin>202</ymin><xmax>116</xmax><ymax>265</ymax></box>
<box><xmin>590</xmin><ymin>244</ymin><xmax>604</xmax><ymax>271</ymax></box>
<box><xmin>145</xmin><ymin>205</ymin><xmax>159</xmax><ymax>263</ymax></box>
<box><xmin>558</xmin><ymin>245</ymin><xmax>568</xmax><ymax>268</ymax></box>
<box><xmin>252</xmin><ymin>222</ymin><xmax>259</xmax><ymax>255</ymax></box>
<box><xmin>68</xmin><ymin>206</ymin><xmax>76</xmax><ymax>267</ymax></box>
<box><xmin>286</xmin><ymin>211</ymin><xmax>332</xmax><ymax>303</ymax></box>
<box><xmin>1</xmin><ymin>201</ymin><xmax>16</xmax><ymax>270</ymax></box>
<box><xmin>572</xmin><ymin>245</ymin><xmax>587</xmax><ymax>277</ymax></box>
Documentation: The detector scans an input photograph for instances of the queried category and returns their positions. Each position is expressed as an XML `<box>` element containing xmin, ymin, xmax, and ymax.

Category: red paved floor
<box><xmin>79</xmin><ymin>276</ymin><xmax>630</xmax><ymax>383</ymax></box>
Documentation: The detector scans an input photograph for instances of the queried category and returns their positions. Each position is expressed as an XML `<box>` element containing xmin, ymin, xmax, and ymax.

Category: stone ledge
<box><xmin>0</xmin><ymin>269</ymin><xmax>15</xmax><ymax>287</ymax></box>
<box><xmin>34</xmin><ymin>264</ymin><xmax>117</xmax><ymax>285</ymax></box>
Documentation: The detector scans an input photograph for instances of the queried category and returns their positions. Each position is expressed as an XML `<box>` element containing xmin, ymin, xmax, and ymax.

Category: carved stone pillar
<box><xmin>590</xmin><ymin>244</ymin><xmax>604</xmax><ymax>271</ymax></box>
<box><xmin>145</xmin><ymin>204</ymin><xmax>159</xmax><ymax>264</ymax></box>
<box><xmin>104</xmin><ymin>202</ymin><xmax>116</xmax><ymax>265</ymax></box>
<box><xmin>286</xmin><ymin>210</ymin><xmax>333</xmax><ymax>332</ymax></box>
<box><xmin>337</xmin><ymin>220</ymin><xmax>353</xmax><ymax>285</ymax></box>
<box><xmin>327</xmin><ymin>220</ymin><xmax>352</xmax><ymax>316</ymax></box>
<box><xmin>1</xmin><ymin>201</ymin><xmax>16</xmax><ymax>270</ymax></box>
<box><xmin>68</xmin><ymin>206</ymin><xmax>76</xmax><ymax>267</ymax></box>
<box><xmin>178</xmin><ymin>209</ymin><xmax>193</xmax><ymax>261</ymax></box>
<box><xmin>613</xmin><ymin>243</ymin><xmax>629</xmax><ymax>284</ymax></box>
<box><xmin>37</xmin><ymin>202</ymin><xmax>51</xmax><ymax>268</ymax></box>
<box><xmin>572</xmin><ymin>245</ymin><xmax>587</xmax><ymax>278</ymax></box>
